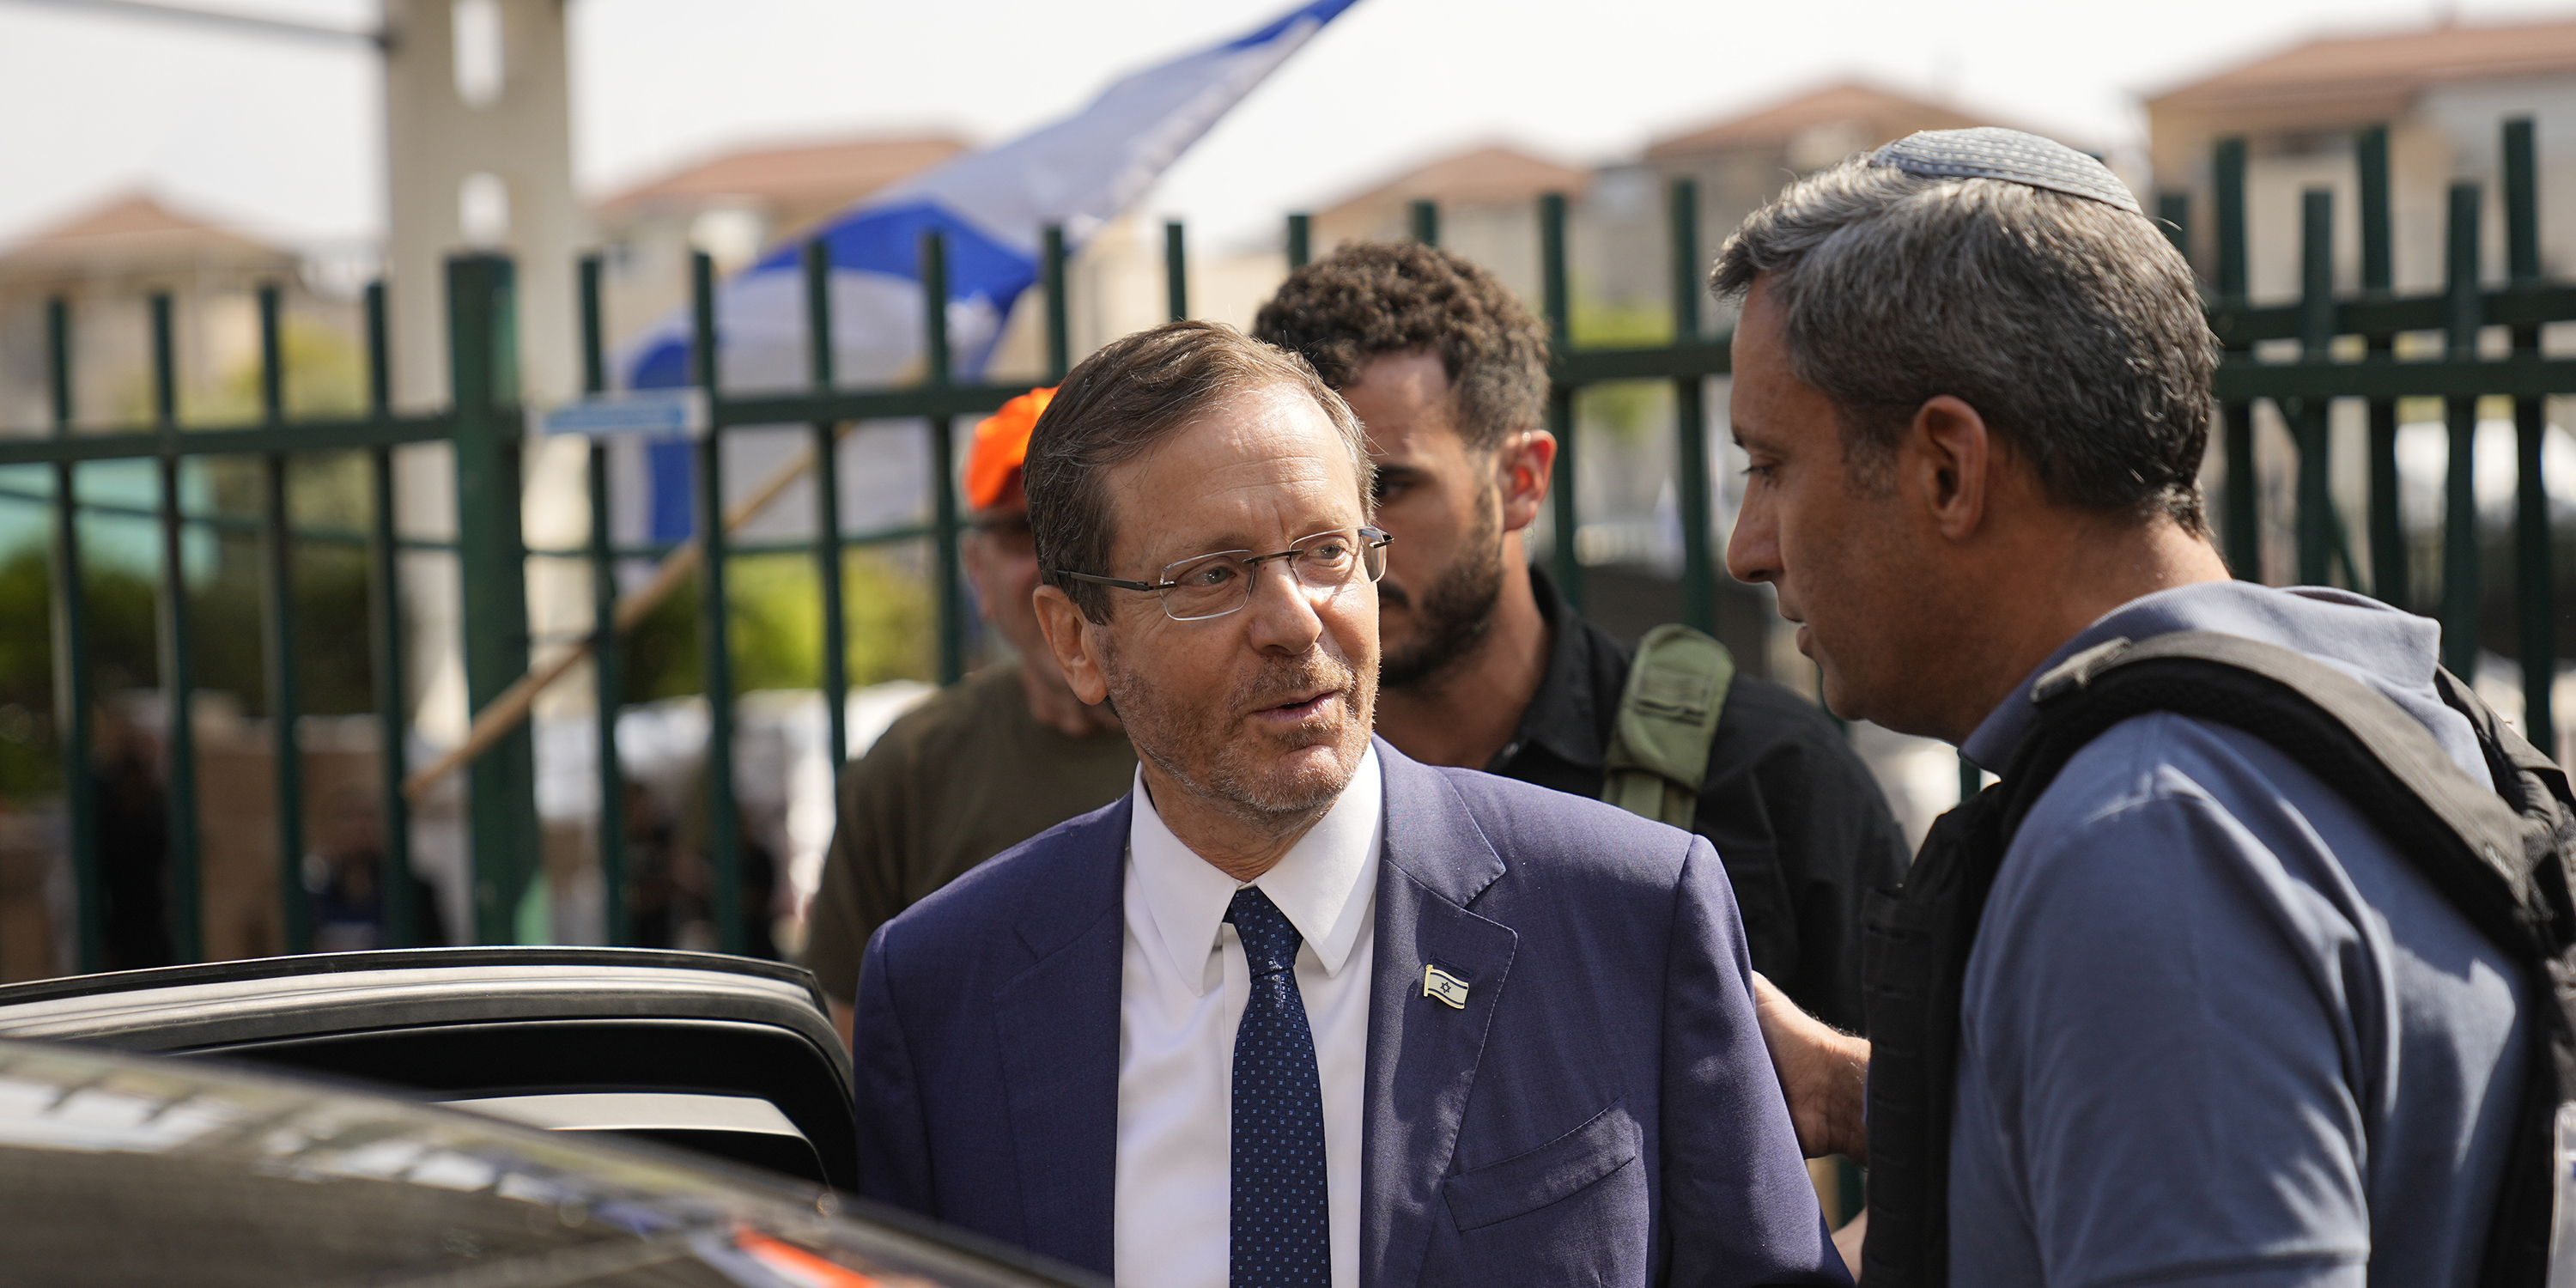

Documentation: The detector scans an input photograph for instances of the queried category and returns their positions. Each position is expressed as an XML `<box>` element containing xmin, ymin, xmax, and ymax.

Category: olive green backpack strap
<box><xmin>1601</xmin><ymin>623</ymin><xmax>1735</xmax><ymax>829</ymax></box>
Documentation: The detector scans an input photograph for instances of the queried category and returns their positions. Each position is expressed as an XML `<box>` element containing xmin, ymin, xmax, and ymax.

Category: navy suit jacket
<box><xmin>851</xmin><ymin>738</ymin><xmax>1844</xmax><ymax>1287</ymax></box>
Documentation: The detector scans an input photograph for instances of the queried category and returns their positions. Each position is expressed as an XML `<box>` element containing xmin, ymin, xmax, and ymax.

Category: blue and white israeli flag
<box><xmin>621</xmin><ymin>0</ymin><xmax>1359</xmax><ymax>400</ymax></box>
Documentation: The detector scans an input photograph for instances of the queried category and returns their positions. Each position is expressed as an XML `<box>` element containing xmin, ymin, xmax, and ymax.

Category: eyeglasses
<box><xmin>1055</xmin><ymin>526</ymin><xmax>1391</xmax><ymax>622</ymax></box>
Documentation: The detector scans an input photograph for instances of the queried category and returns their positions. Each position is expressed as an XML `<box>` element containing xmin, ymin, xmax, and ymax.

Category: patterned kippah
<box><xmin>1873</xmin><ymin>127</ymin><xmax>2142</xmax><ymax>215</ymax></box>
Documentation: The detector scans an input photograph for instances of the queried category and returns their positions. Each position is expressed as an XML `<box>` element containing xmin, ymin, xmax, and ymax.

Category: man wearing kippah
<box><xmin>804</xmin><ymin>388</ymin><xmax>1135</xmax><ymax>1042</ymax></box>
<box><xmin>1724</xmin><ymin>129</ymin><xmax>2530</xmax><ymax>1286</ymax></box>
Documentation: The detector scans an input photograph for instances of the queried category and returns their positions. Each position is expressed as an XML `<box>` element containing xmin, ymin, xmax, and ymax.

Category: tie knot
<box><xmin>1225</xmin><ymin>886</ymin><xmax>1303</xmax><ymax>976</ymax></box>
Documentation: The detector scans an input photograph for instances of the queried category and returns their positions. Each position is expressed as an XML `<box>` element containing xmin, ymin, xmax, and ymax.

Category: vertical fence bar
<box><xmin>577</xmin><ymin>256</ymin><xmax>625</xmax><ymax>946</ymax></box>
<box><xmin>2359</xmin><ymin>125</ymin><xmax>2406</xmax><ymax>609</ymax></box>
<box><xmin>447</xmin><ymin>253</ymin><xmax>538</xmax><ymax>945</ymax></box>
<box><xmin>690</xmin><ymin>251</ymin><xmax>745</xmax><ymax>956</ymax></box>
<box><xmin>363</xmin><ymin>283</ymin><xmax>412</xmax><ymax>949</ymax></box>
<box><xmin>46</xmin><ymin>297</ymin><xmax>99</xmax><ymax>971</ymax></box>
<box><xmin>1410</xmin><ymin>199</ymin><xmax>1439</xmax><ymax>246</ymax></box>
<box><xmin>1164</xmin><ymin>221</ymin><xmax>1188</xmax><ymax>323</ymax></box>
<box><xmin>1286</xmin><ymin>214</ymin><xmax>1311</xmax><ymax>273</ymax></box>
<box><xmin>920</xmin><ymin>232</ymin><xmax>965</xmax><ymax>688</ymax></box>
<box><xmin>2443</xmin><ymin>183</ymin><xmax>2484</xmax><ymax>680</ymax></box>
<box><xmin>805</xmin><ymin>241</ymin><xmax>850</xmax><ymax>776</ymax></box>
<box><xmin>2215</xmin><ymin>137</ymin><xmax>2260</xmax><ymax>579</ymax></box>
<box><xmin>1044</xmin><ymin>225</ymin><xmax>1072</xmax><ymax>381</ymax></box>
<box><xmin>2294</xmin><ymin>189</ymin><xmax>2336</xmax><ymax>588</ymax></box>
<box><xmin>150</xmin><ymin>292</ymin><xmax>200</xmax><ymax>963</ymax></box>
<box><xmin>1540</xmin><ymin>191</ymin><xmax>1579</xmax><ymax>611</ymax></box>
<box><xmin>2505</xmin><ymin>118</ymin><xmax>2555</xmax><ymax>751</ymax></box>
<box><xmin>256</xmin><ymin>286</ymin><xmax>308</xmax><ymax>955</ymax></box>
<box><xmin>1668</xmin><ymin>178</ymin><xmax>1714</xmax><ymax>635</ymax></box>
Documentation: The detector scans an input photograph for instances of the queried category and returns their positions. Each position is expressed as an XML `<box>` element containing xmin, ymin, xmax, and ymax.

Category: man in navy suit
<box><xmin>851</xmin><ymin>319</ymin><xmax>1843</xmax><ymax>1288</ymax></box>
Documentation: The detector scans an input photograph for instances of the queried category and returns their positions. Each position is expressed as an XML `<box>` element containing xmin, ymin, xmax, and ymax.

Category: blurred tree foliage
<box><xmin>619</xmin><ymin>547</ymin><xmax>934</xmax><ymax>702</ymax></box>
<box><xmin>1570</xmin><ymin>295</ymin><xmax>1676</xmax><ymax>442</ymax></box>
<box><xmin>0</xmin><ymin>538</ymin><xmax>372</xmax><ymax>801</ymax></box>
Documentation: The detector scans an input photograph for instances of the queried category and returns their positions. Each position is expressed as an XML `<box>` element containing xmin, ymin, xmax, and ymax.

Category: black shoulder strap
<box><xmin>2009</xmin><ymin>633</ymin><xmax>2544</xmax><ymax>953</ymax></box>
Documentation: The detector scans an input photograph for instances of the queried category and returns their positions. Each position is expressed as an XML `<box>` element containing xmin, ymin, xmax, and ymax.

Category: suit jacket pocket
<box><xmin>1441</xmin><ymin>1103</ymin><xmax>1643</xmax><ymax>1232</ymax></box>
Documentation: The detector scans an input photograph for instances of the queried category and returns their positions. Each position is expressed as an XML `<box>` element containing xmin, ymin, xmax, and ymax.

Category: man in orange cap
<box><xmin>805</xmin><ymin>387</ymin><xmax>1135</xmax><ymax>1042</ymax></box>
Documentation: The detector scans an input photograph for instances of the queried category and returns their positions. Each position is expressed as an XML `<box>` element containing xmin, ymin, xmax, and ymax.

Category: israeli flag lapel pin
<box><xmin>1422</xmin><ymin>963</ymin><xmax>1470</xmax><ymax>1010</ymax></box>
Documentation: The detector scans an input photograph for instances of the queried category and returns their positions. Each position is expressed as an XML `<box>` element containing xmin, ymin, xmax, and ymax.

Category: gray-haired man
<box><xmin>1722</xmin><ymin>129</ymin><xmax>2529</xmax><ymax>1286</ymax></box>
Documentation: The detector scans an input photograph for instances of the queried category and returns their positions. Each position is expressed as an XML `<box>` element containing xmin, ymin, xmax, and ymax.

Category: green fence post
<box><xmin>2155</xmin><ymin>191</ymin><xmax>2190</xmax><ymax>258</ymax></box>
<box><xmin>1410</xmin><ymin>199</ymin><xmax>1439</xmax><ymax>247</ymax></box>
<box><xmin>1540</xmin><ymin>191</ymin><xmax>1579</xmax><ymax>611</ymax></box>
<box><xmin>46</xmin><ymin>297</ymin><xmax>99</xmax><ymax>972</ymax></box>
<box><xmin>2443</xmin><ymin>183</ymin><xmax>2484</xmax><ymax>681</ymax></box>
<box><xmin>1286</xmin><ymin>214</ymin><xmax>1311</xmax><ymax>273</ymax></box>
<box><xmin>805</xmin><ymin>241</ymin><xmax>850</xmax><ymax>776</ymax></box>
<box><xmin>2359</xmin><ymin>125</ymin><xmax>2406</xmax><ymax>609</ymax></box>
<box><xmin>447</xmin><ymin>253</ymin><xmax>539</xmax><ymax>945</ymax></box>
<box><xmin>149</xmin><ymin>291</ymin><xmax>202</xmax><ymax>963</ymax></box>
<box><xmin>363</xmin><ymin>282</ymin><xmax>413</xmax><ymax>949</ymax></box>
<box><xmin>920</xmin><ymin>231</ymin><xmax>966</xmax><ymax>688</ymax></box>
<box><xmin>690</xmin><ymin>250</ymin><xmax>745</xmax><ymax>956</ymax></box>
<box><xmin>1164</xmin><ymin>221</ymin><xmax>1188</xmax><ymax>322</ymax></box>
<box><xmin>2505</xmin><ymin>117</ymin><xmax>2554</xmax><ymax>752</ymax></box>
<box><xmin>1044</xmin><ymin>225</ymin><xmax>1072</xmax><ymax>381</ymax></box>
<box><xmin>2215</xmin><ymin>137</ymin><xmax>2261</xmax><ymax>580</ymax></box>
<box><xmin>256</xmin><ymin>285</ymin><xmax>309</xmax><ymax>955</ymax></box>
<box><xmin>576</xmin><ymin>255</ymin><xmax>625</xmax><ymax>946</ymax></box>
<box><xmin>2294</xmin><ymin>189</ymin><xmax>2336</xmax><ymax>589</ymax></box>
<box><xmin>1668</xmin><ymin>177</ymin><xmax>1714</xmax><ymax>635</ymax></box>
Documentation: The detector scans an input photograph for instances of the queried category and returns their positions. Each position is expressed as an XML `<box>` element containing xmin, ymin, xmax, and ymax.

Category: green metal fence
<box><xmin>7</xmin><ymin>111</ymin><xmax>2573</xmax><ymax>972</ymax></box>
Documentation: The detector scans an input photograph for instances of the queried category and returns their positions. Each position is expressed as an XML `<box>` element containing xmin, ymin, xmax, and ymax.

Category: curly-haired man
<box><xmin>1255</xmin><ymin>241</ymin><xmax>1906</xmax><ymax>1033</ymax></box>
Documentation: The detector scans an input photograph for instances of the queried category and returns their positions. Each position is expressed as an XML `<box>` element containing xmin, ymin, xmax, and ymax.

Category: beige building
<box><xmin>2147</xmin><ymin>15</ymin><xmax>2576</xmax><ymax>300</ymax></box>
<box><xmin>0</xmin><ymin>192</ymin><xmax>355</xmax><ymax>434</ymax></box>
<box><xmin>591</xmin><ymin>133</ymin><xmax>969</xmax><ymax>359</ymax></box>
<box><xmin>1618</xmin><ymin>81</ymin><xmax>2025</xmax><ymax>313</ymax></box>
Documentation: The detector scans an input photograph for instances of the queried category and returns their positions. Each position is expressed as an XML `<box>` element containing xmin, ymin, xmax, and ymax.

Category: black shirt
<box><xmin>1483</xmin><ymin>569</ymin><xmax>1909</xmax><ymax>1031</ymax></box>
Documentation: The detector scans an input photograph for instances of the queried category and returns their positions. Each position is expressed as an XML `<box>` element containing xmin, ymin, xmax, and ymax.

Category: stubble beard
<box><xmin>1379</xmin><ymin>487</ymin><xmax>1504</xmax><ymax>691</ymax></box>
<box><xmin>1103</xmin><ymin>638</ymin><xmax>1377</xmax><ymax>827</ymax></box>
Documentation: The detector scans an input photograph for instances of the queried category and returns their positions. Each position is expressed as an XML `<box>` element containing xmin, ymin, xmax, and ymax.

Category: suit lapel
<box><xmin>991</xmin><ymin>799</ymin><xmax>1129</xmax><ymax>1279</ymax></box>
<box><xmin>1359</xmin><ymin>744</ymin><xmax>1519</xmax><ymax>1288</ymax></box>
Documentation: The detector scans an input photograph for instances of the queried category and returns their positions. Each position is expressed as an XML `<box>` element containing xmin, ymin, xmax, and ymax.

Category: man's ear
<box><xmin>1494</xmin><ymin>429</ymin><xmax>1558</xmax><ymax>533</ymax></box>
<box><xmin>1032</xmin><ymin>584</ymin><xmax>1111</xmax><ymax>705</ymax></box>
<box><xmin>1909</xmin><ymin>395</ymin><xmax>1995</xmax><ymax>543</ymax></box>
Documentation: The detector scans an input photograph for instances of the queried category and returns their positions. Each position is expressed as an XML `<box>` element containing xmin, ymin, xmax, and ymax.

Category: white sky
<box><xmin>2</xmin><ymin>0</ymin><xmax>2573</xmax><ymax>253</ymax></box>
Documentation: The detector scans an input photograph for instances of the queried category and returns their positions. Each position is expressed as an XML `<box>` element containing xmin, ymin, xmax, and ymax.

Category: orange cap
<box><xmin>963</xmin><ymin>386</ymin><xmax>1056</xmax><ymax>511</ymax></box>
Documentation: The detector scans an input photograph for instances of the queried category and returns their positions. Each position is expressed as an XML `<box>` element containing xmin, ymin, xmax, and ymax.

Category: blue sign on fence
<box><xmin>535</xmin><ymin>388</ymin><xmax>710</xmax><ymax>440</ymax></box>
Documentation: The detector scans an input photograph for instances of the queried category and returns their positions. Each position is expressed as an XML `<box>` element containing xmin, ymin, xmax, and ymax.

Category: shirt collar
<box><xmin>1488</xmin><ymin>565</ymin><xmax>1608</xmax><ymax>772</ymax></box>
<box><xmin>1127</xmin><ymin>743</ymin><xmax>1384</xmax><ymax>997</ymax></box>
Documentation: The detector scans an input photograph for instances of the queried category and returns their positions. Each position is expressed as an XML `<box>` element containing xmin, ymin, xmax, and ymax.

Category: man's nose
<box><xmin>1725</xmin><ymin>499</ymin><xmax>1778</xmax><ymax>586</ymax></box>
<box><xmin>1241</xmin><ymin>560</ymin><xmax>1326</xmax><ymax>653</ymax></box>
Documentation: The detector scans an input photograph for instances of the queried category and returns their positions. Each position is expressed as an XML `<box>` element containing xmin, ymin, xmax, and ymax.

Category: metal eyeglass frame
<box><xmin>1054</xmin><ymin>526</ymin><xmax>1392</xmax><ymax>622</ymax></box>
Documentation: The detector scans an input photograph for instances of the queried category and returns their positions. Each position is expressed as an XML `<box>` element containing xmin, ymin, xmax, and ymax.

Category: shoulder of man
<box><xmin>869</xmin><ymin>793</ymin><xmax>1129</xmax><ymax>975</ymax></box>
<box><xmin>1394</xmin><ymin>750</ymin><xmax>1704</xmax><ymax>899</ymax></box>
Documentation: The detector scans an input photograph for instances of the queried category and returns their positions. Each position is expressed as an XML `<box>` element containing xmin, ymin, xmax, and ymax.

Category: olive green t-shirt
<box><xmin>803</xmin><ymin>663</ymin><xmax>1136</xmax><ymax>1005</ymax></box>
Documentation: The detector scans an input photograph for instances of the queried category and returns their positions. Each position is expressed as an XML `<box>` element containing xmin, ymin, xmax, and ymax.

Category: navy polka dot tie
<box><xmin>1225</xmin><ymin>886</ymin><xmax>1330</xmax><ymax>1288</ymax></box>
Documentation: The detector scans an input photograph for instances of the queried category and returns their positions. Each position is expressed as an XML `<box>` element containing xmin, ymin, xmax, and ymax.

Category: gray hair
<box><xmin>1710</xmin><ymin>155</ymin><xmax>2215</xmax><ymax>532</ymax></box>
<box><xmin>1026</xmin><ymin>319</ymin><xmax>1374</xmax><ymax>623</ymax></box>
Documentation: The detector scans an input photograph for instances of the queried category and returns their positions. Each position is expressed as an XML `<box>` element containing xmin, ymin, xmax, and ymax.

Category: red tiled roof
<box><xmin>0</xmin><ymin>191</ymin><xmax>286</xmax><ymax>271</ymax></box>
<box><xmin>2147</xmin><ymin>15</ymin><xmax>2576</xmax><ymax>114</ymax></box>
<box><xmin>597</xmin><ymin>134</ymin><xmax>969</xmax><ymax>216</ymax></box>
<box><xmin>1644</xmin><ymin>81</ymin><xmax>1993</xmax><ymax>161</ymax></box>
<box><xmin>1318</xmin><ymin>145</ymin><xmax>1591</xmax><ymax>219</ymax></box>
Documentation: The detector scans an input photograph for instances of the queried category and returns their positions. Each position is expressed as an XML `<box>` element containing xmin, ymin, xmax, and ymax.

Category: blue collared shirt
<box><xmin>1949</xmin><ymin>581</ymin><xmax>2528</xmax><ymax>1288</ymax></box>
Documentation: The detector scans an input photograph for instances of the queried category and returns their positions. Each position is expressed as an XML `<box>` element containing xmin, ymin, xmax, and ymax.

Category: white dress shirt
<box><xmin>1113</xmin><ymin>744</ymin><xmax>1381</xmax><ymax>1288</ymax></box>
